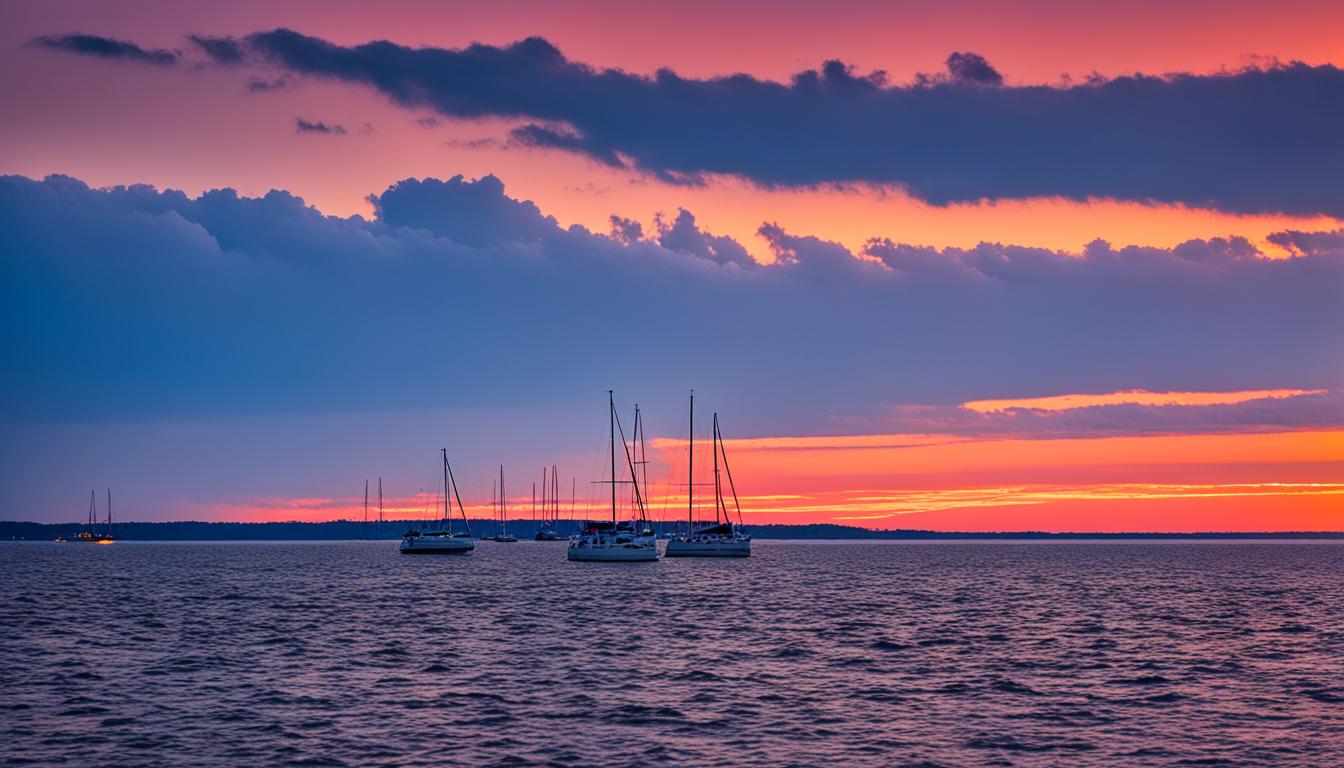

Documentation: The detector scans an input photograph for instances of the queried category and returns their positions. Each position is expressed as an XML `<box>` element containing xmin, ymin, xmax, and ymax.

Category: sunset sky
<box><xmin>2</xmin><ymin>0</ymin><xmax>1341</xmax><ymax>531</ymax></box>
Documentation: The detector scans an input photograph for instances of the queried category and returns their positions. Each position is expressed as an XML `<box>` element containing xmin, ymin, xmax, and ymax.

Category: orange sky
<box><xmin>196</xmin><ymin>425</ymin><xmax>1343</xmax><ymax>532</ymax></box>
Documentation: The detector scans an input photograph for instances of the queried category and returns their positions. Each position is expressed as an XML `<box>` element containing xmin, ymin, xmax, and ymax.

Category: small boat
<box><xmin>665</xmin><ymin>392</ymin><xmax>751</xmax><ymax>558</ymax></box>
<box><xmin>62</xmin><ymin>490</ymin><xmax>116</xmax><ymax>543</ymax></box>
<box><xmin>567</xmin><ymin>392</ymin><xmax>658</xmax><ymax>562</ymax></box>
<box><xmin>400</xmin><ymin>449</ymin><xmax>475</xmax><ymax>554</ymax></box>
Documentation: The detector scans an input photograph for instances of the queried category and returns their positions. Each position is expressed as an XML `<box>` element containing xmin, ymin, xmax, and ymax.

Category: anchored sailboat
<box><xmin>484</xmin><ymin>465</ymin><xmax>519</xmax><ymax>542</ymax></box>
<box><xmin>64</xmin><ymin>489</ymin><xmax>116</xmax><ymax>543</ymax></box>
<box><xmin>535</xmin><ymin>465</ymin><xmax>561</xmax><ymax>540</ymax></box>
<box><xmin>399</xmin><ymin>449</ymin><xmax>475</xmax><ymax>554</ymax></box>
<box><xmin>567</xmin><ymin>391</ymin><xmax>659</xmax><ymax>562</ymax></box>
<box><xmin>665</xmin><ymin>392</ymin><xmax>751</xmax><ymax>557</ymax></box>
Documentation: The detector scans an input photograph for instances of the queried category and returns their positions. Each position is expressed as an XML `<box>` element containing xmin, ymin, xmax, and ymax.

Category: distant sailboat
<box><xmin>535</xmin><ymin>465</ymin><xmax>561</xmax><ymax>540</ymax></box>
<box><xmin>665</xmin><ymin>392</ymin><xmax>751</xmax><ymax>557</ymax></box>
<box><xmin>487</xmin><ymin>465</ymin><xmax>519</xmax><ymax>542</ymax></box>
<box><xmin>400</xmin><ymin>449</ymin><xmax>475</xmax><ymax>554</ymax></box>
<box><xmin>65</xmin><ymin>489</ymin><xmax>116</xmax><ymax>543</ymax></box>
<box><xmin>567</xmin><ymin>391</ymin><xmax>659</xmax><ymax>562</ymax></box>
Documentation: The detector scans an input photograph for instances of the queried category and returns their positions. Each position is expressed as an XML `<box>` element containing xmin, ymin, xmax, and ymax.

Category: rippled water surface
<box><xmin>2</xmin><ymin>541</ymin><xmax>1342</xmax><ymax>767</ymax></box>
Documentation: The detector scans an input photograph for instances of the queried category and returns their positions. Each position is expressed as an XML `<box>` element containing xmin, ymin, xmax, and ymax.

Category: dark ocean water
<box><xmin>1</xmin><ymin>540</ymin><xmax>1341</xmax><ymax>767</ymax></box>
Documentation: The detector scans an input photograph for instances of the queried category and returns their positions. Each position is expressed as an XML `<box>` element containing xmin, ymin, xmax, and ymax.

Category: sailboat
<box><xmin>665</xmin><ymin>392</ymin><xmax>751</xmax><ymax>557</ymax></box>
<box><xmin>567</xmin><ymin>391</ymin><xmax>659</xmax><ymax>562</ymax></box>
<box><xmin>400</xmin><ymin>449</ymin><xmax>475</xmax><ymax>554</ymax></box>
<box><xmin>65</xmin><ymin>489</ymin><xmax>116</xmax><ymax>543</ymax></box>
<box><xmin>535</xmin><ymin>465</ymin><xmax>561</xmax><ymax>540</ymax></box>
<box><xmin>491</xmin><ymin>465</ymin><xmax>516</xmax><ymax>543</ymax></box>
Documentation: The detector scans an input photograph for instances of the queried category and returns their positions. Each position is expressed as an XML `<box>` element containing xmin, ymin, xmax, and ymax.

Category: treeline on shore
<box><xmin>2</xmin><ymin>520</ymin><xmax>1341</xmax><ymax>541</ymax></box>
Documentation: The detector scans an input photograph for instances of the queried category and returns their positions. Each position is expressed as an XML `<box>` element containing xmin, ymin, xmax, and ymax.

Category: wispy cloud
<box><xmin>295</xmin><ymin>117</ymin><xmax>345</xmax><ymax>134</ymax></box>
<box><xmin>27</xmin><ymin>33</ymin><xmax>178</xmax><ymax>65</ymax></box>
<box><xmin>962</xmin><ymin>388</ymin><xmax>1328</xmax><ymax>413</ymax></box>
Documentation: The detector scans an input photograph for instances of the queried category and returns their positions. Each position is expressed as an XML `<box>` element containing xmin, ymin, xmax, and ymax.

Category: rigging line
<box><xmin>446</xmin><ymin>460</ymin><xmax>472</xmax><ymax>537</ymax></box>
<box><xmin>613</xmin><ymin>408</ymin><xmax>646</xmax><ymax>520</ymax></box>
<box><xmin>717</xmin><ymin>417</ymin><xmax>746</xmax><ymax>527</ymax></box>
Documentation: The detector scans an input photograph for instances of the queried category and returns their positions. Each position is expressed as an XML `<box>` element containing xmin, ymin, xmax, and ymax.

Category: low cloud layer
<box><xmin>2</xmin><ymin>173</ymin><xmax>1340</xmax><ymax>433</ymax></box>
<box><xmin>33</xmin><ymin>28</ymin><xmax>1344</xmax><ymax>216</ymax></box>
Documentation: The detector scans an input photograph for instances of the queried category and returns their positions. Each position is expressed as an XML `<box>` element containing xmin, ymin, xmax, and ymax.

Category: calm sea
<box><xmin>2</xmin><ymin>541</ymin><xmax>1341</xmax><ymax>767</ymax></box>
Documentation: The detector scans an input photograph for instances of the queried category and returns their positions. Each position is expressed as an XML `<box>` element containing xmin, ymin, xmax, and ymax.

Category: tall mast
<box><xmin>636</xmin><ymin>405</ymin><xmax>648</xmax><ymax>525</ymax></box>
<box><xmin>688</xmin><ymin>390</ymin><xmax>694</xmax><ymax>532</ymax></box>
<box><xmin>500</xmin><ymin>465</ymin><xmax>507</xmax><ymax>536</ymax></box>
<box><xmin>441</xmin><ymin>449</ymin><xmax>450</xmax><ymax>525</ymax></box>
<box><xmin>553</xmin><ymin>465</ymin><xmax>559</xmax><ymax>522</ymax></box>
<box><xmin>713</xmin><ymin>413</ymin><xmax>722</xmax><ymax>524</ymax></box>
<box><xmin>609</xmin><ymin>391</ymin><xmax>617</xmax><ymax>524</ymax></box>
<box><xmin>364</xmin><ymin>479</ymin><xmax>369</xmax><ymax>537</ymax></box>
<box><xmin>378</xmin><ymin>477</ymin><xmax>383</xmax><ymax>527</ymax></box>
<box><xmin>89</xmin><ymin>490</ymin><xmax>95</xmax><ymax>529</ymax></box>
<box><xmin>106</xmin><ymin>488</ymin><xmax>112</xmax><ymax>535</ymax></box>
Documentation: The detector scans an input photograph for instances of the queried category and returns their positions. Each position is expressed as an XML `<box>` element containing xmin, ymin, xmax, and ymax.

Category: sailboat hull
<box><xmin>567</xmin><ymin>543</ymin><xmax>659</xmax><ymax>562</ymax></box>
<box><xmin>665</xmin><ymin>538</ymin><xmax>751</xmax><ymax>557</ymax></box>
<box><xmin>399</xmin><ymin>536</ymin><xmax>475</xmax><ymax>554</ymax></box>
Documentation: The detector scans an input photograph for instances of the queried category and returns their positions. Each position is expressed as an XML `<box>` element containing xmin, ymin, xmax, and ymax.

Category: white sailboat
<box><xmin>400</xmin><ymin>449</ymin><xmax>475</xmax><ymax>554</ymax></box>
<box><xmin>665</xmin><ymin>392</ymin><xmax>751</xmax><ymax>558</ymax></box>
<box><xmin>567</xmin><ymin>391</ymin><xmax>659</xmax><ymax>562</ymax></box>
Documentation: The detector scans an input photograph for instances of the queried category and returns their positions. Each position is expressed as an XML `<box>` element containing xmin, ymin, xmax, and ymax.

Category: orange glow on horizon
<box><xmin>187</xmin><ymin>429</ymin><xmax>1343</xmax><ymax>532</ymax></box>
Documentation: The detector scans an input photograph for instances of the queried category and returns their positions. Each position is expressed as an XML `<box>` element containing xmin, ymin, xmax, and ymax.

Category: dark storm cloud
<box><xmin>2</xmin><ymin>173</ymin><xmax>1340</xmax><ymax>428</ymax></box>
<box><xmin>295</xmin><ymin>117</ymin><xmax>346</xmax><ymax>134</ymax></box>
<box><xmin>27</xmin><ymin>33</ymin><xmax>178</xmax><ymax>65</ymax></box>
<box><xmin>186</xmin><ymin>28</ymin><xmax>1344</xmax><ymax>216</ymax></box>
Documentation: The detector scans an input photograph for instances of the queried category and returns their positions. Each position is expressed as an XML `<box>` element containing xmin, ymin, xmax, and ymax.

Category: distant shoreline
<box><xmin>3</xmin><ymin>520</ymin><xmax>1342</xmax><ymax>541</ymax></box>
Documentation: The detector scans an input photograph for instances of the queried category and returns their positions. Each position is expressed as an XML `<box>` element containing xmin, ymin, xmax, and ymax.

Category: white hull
<box><xmin>400</xmin><ymin>535</ymin><xmax>474</xmax><ymax>554</ymax></box>
<box><xmin>567</xmin><ymin>542</ymin><xmax>659</xmax><ymax>561</ymax></box>
<box><xmin>665</xmin><ymin>538</ymin><xmax>751</xmax><ymax>558</ymax></box>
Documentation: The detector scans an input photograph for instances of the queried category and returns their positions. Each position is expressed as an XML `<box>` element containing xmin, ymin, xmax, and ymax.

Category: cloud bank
<box><xmin>2</xmin><ymin>173</ymin><xmax>1340</xmax><ymax>433</ymax></box>
<box><xmin>38</xmin><ymin>28</ymin><xmax>1340</xmax><ymax>216</ymax></box>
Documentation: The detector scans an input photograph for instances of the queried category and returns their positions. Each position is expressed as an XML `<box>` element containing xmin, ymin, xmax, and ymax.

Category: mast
<box><xmin>713</xmin><ymin>413</ymin><xmax>723</xmax><ymax>524</ymax></box>
<box><xmin>689</xmin><ymin>390</ymin><xmax>694</xmax><ymax>532</ymax></box>
<box><xmin>363</xmin><ymin>478</ymin><xmax>369</xmax><ymax>538</ymax></box>
<box><xmin>609</xmin><ymin>390</ymin><xmax>617</xmax><ymax>524</ymax></box>
<box><xmin>378</xmin><ymin>477</ymin><xmax>383</xmax><ymax>530</ymax></box>
<box><xmin>636</xmin><ymin>405</ymin><xmax>648</xmax><ymax>527</ymax></box>
<box><xmin>500</xmin><ymin>465</ymin><xmax>507</xmax><ymax>536</ymax></box>
<box><xmin>89</xmin><ymin>490</ymin><xmax>95</xmax><ymax>530</ymax></box>
<box><xmin>553</xmin><ymin>465</ymin><xmax>559</xmax><ymax>523</ymax></box>
<box><xmin>106</xmin><ymin>488</ymin><xmax>112</xmax><ymax>536</ymax></box>
<box><xmin>441</xmin><ymin>449</ymin><xmax>450</xmax><ymax>527</ymax></box>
